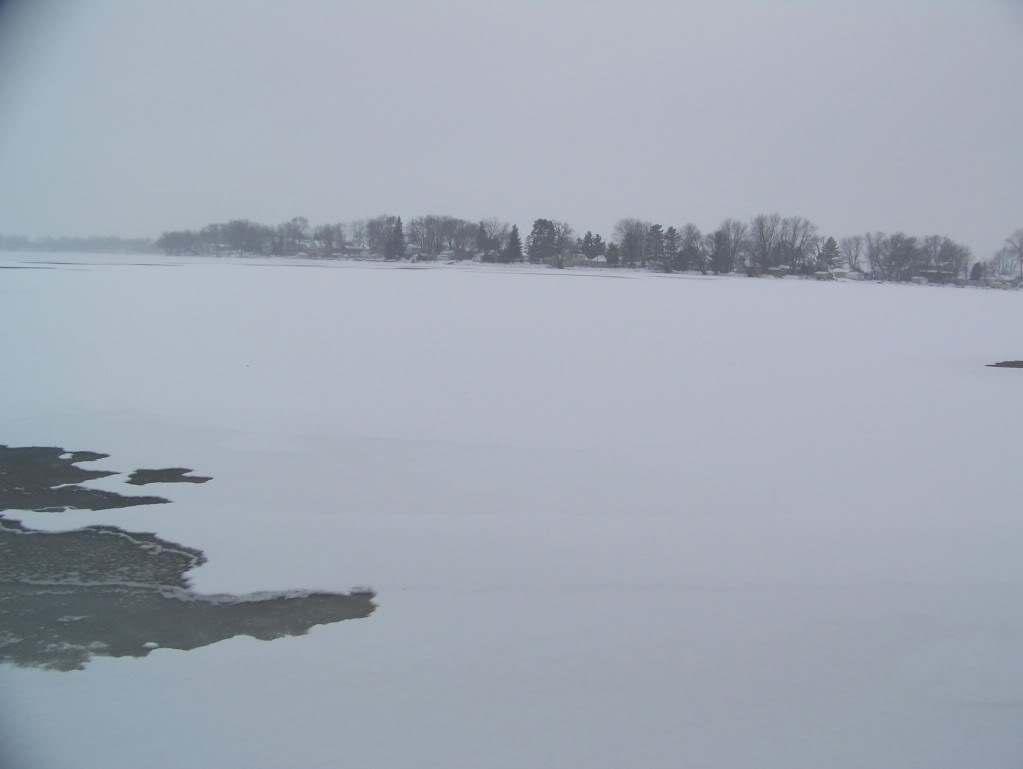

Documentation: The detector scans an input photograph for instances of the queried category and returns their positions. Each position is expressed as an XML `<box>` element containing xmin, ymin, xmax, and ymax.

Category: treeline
<box><xmin>0</xmin><ymin>234</ymin><xmax>157</xmax><ymax>254</ymax></box>
<box><xmin>155</xmin><ymin>215</ymin><xmax>1023</xmax><ymax>284</ymax></box>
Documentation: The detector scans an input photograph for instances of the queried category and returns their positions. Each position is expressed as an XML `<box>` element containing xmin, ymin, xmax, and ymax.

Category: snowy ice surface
<box><xmin>2</xmin><ymin>251</ymin><xmax>1023</xmax><ymax>768</ymax></box>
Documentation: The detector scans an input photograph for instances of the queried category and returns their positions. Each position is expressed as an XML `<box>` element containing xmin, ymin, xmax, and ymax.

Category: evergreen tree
<box><xmin>645</xmin><ymin>224</ymin><xmax>666</xmax><ymax>271</ymax></box>
<box><xmin>710</xmin><ymin>229</ymin><xmax>731</xmax><ymax>274</ymax></box>
<box><xmin>577</xmin><ymin>231</ymin><xmax>607</xmax><ymax>259</ymax></box>
<box><xmin>526</xmin><ymin>219</ymin><xmax>556</xmax><ymax>264</ymax></box>
<box><xmin>606</xmin><ymin>242</ymin><xmax>620</xmax><ymax>266</ymax></box>
<box><xmin>476</xmin><ymin>221</ymin><xmax>491</xmax><ymax>261</ymax></box>
<box><xmin>386</xmin><ymin>216</ymin><xmax>406</xmax><ymax>260</ymax></box>
<box><xmin>664</xmin><ymin>226</ymin><xmax>681</xmax><ymax>270</ymax></box>
<box><xmin>501</xmin><ymin>225</ymin><xmax>523</xmax><ymax>263</ymax></box>
<box><xmin>577</xmin><ymin>231</ymin><xmax>593</xmax><ymax>257</ymax></box>
<box><xmin>620</xmin><ymin>230</ymin><xmax>642</xmax><ymax>266</ymax></box>
<box><xmin>817</xmin><ymin>236</ymin><xmax>840</xmax><ymax>271</ymax></box>
<box><xmin>676</xmin><ymin>224</ymin><xmax>703</xmax><ymax>272</ymax></box>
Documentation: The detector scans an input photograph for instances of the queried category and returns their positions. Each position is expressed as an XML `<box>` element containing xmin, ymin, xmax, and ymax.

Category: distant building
<box><xmin>914</xmin><ymin>267</ymin><xmax>956</xmax><ymax>284</ymax></box>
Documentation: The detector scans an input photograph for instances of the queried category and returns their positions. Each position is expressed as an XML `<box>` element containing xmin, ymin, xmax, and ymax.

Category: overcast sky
<box><xmin>0</xmin><ymin>0</ymin><xmax>1021</xmax><ymax>255</ymax></box>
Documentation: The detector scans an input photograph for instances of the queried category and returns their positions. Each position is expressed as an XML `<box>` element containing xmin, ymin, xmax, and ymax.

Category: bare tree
<box><xmin>225</xmin><ymin>219</ymin><xmax>257</xmax><ymax>255</ymax></box>
<box><xmin>748</xmin><ymin>214</ymin><xmax>781</xmax><ymax>275</ymax></box>
<box><xmin>476</xmin><ymin>218</ymin><xmax>511</xmax><ymax>260</ymax></box>
<box><xmin>723</xmin><ymin>219</ymin><xmax>749</xmax><ymax>273</ymax></box>
<box><xmin>199</xmin><ymin>223</ymin><xmax>225</xmax><ymax>255</ymax></box>
<box><xmin>917</xmin><ymin>235</ymin><xmax>972</xmax><ymax>282</ymax></box>
<box><xmin>1000</xmin><ymin>228</ymin><xmax>1023</xmax><ymax>280</ymax></box>
<box><xmin>313</xmin><ymin>223</ymin><xmax>346</xmax><ymax>256</ymax></box>
<box><xmin>407</xmin><ymin>215</ymin><xmax>454</xmax><ymax>256</ymax></box>
<box><xmin>840</xmin><ymin>235</ymin><xmax>864</xmax><ymax>272</ymax></box>
<box><xmin>884</xmin><ymin>233</ymin><xmax>918</xmax><ymax>281</ymax></box>
<box><xmin>365</xmin><ymin>215</ymin><xmax>397</xmax><ymax>255</ymax></box>
<box><xmin>778</xmin><ymin>216</ymin><xmax>819</xmax><ymax>274</ymax></box>
<box><xmin>551</xmin><ymin>220</ymin><xmax>575</xmax><ymax>268</ymax></box>
<box><xmin>864</xmin><ymin>232</ymin><xmax>888</xmax><ymax>276</ymax></box>
<box><xmin>948</xmin><ymin>241</ymin><xmax>971</xmax><ymax>281</ymax></box>
<box><xmin>613</xmin><ymin>218</ymin><xmax>650</xmax><ymax>267</ymax></box>
<box><xmin>348</xmin><ymin>219</ymin><xmax>368</xmax><ymax>249</ymax></box>
<box><xmin>275</xmin><ymin>216</ymin><xmax>310</xmax><ymax>255</ymax></box>
<box><xmin>920</xmin><ymin>235</ymin><xmax>943</xmax><ymax>275</ymax></box>
<box><xmin>451</xmin><ymin>220</ymin><xmax>475</xmax><ymax>254</ymax></box>
<box><xmin>313</xmin><ymin>224</ymin><xmax>335</xmax><ymax>256</ymax></box>
<box><xmin>678</xmin><ymin>223</ymin><xmax>704</xmax><ymax>271</ymax></box>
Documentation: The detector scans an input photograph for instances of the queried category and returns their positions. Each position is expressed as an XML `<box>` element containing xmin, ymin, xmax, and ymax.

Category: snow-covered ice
<box><xmin>1</xmin><ymin>251</ymin><xmax>1023</xmax><ymax>768</ymax></box>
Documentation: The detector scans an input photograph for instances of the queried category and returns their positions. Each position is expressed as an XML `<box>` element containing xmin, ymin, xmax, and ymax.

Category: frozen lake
<box><xmin>2</xmin><ymin>251</ymin><xmax>1023</xmax><ymax>768</ymax></box>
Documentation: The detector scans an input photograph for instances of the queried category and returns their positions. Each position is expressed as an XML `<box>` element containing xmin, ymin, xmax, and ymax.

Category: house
<box><xmin>915</xmin><ymin>267</ymin><xmax>956</xmax><ymax>284</ymax></box>
<box><xmin>814</xmin><ymin>271</ymin><xmax>835</xmax><ymax>281</ymax></box>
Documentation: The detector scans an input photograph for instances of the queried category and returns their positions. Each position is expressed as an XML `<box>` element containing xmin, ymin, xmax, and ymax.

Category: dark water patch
<box><xmin>127</xmin><ymin>468</ymin><xmax>212</xmax><ymax>486</ymax></box>
<box><xmin>0</xmin><ymin>445</ymin><xmax>169</xmax><ymax>512</ymax></box>
<box><xmin>239</xmin><ymin>262</ymin><xmax>339</xmax><ymax>268</ymax></box>
<box><xmin>0</xmin><ymin>518</ymin><xmax>376</xmax><ymax>671</ymax></box>
<box><xmin>0</xmin><ymin>517</ymin><xmax>203</xmax><ymax>588</ymax></box>
<box><xmin>501</xmin><ymin>269</ymin><xmax>632</xmax><ymax>280</ymax></box>
<box><xmin>0</xmin><ymin>265</ymin><xmax>54</xmax><ymax>270</ymax></box>
<box><xmin>988</xmin><ymin>361</ymin><xmax>1023</xmax><ymax>368</ymax></box>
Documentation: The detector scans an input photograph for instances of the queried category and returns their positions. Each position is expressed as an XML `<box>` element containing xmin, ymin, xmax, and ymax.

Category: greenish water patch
<box><xmin>0</xmin><ymin>443</ymin><xmax>373</xmax><ymax>670</ymax></box>
<box><xmin>0</xmin><ymin>518</ymin><xmax>376</xmax><ymax>671</ymax></box>
<box><xmin>127</xmin><ymin>468</ymin><xmax>212</xmax><ymax>486</ymax></box>
<box><xmin>0</xmin><ymin>445</ymin><xmax>169</xmax><ymax>512</ymax></box>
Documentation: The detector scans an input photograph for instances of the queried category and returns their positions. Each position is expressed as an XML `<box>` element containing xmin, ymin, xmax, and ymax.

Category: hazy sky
<box><xmin>0</xmin><ymin>0</ymin><xmax>1021</xmax><ymax>255</ymax></box>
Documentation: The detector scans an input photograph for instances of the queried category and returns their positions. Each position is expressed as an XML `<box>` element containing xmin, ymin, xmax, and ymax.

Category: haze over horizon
<box><xmin>1</xmin><ymin>0</ymin><xmax>1021</xmax><ymax>257</ymax></box>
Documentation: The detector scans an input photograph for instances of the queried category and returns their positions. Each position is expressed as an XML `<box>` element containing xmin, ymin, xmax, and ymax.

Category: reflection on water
<box><xmin>0</xmin><ymin>444</ymin><xmax>376</xmax><ymax>671</ymax></box>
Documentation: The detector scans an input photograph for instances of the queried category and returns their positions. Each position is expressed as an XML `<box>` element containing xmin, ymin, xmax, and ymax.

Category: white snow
<box><xmin>2</xmin><ymin>251</ymin><xmax>1023</xmax><ymax>768</ymax></box>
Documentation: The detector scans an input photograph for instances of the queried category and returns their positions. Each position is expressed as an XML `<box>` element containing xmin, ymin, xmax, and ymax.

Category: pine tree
<box><xmin>502</xmin><ymin>225</ymin><xmax>523</xmax><ymax>263</ymax></box>
<box><xmin>582</xmin><ymin>232</ymin><xmax>593</xmax><ymax>258</ymax></box>
<box><xmin>606</xmin><ymin>242</ymin><xmax>620</xmax><ymax>266</ymax></box>
<box><xmin>645</xmin><ymin>224</ymin><xmax>666</xmax><ymax>271</ymax></box>
<box><xmin>664</xmin><ymin>226</ymin><xmax>681</xmax><ymax>270</ymax></box>
<box><xmin>576</xmin><ymin>231</ymin><xmax>606</xmax><ymax>259</ymax></box>
<box><xmin>710</xmin><ymin>229</ymin><xmax>731</xmax><ymax>274</ymax></box>
<box><xmin>526</xmin><ymin>219</ymin><xmax>556</xmax><ymax>264</ymax></box>
<box><xmin>476</xmin><ymin>222</ymin><xmax>490</xmax><ymax>260</ymax></box>
<box><xmin>620</xmin><ymin>230</ymin><xmax>642</xmax><ymax>267</ymax></box>
<box><xmin>386</xmin><ymin>217</ymin><xmax>406</xmax><ymax>260</ymax></box>
<box><xmin>817</xmin><ymin>236</ymin><xmax>840</xmax><ymax>271</ymax></box>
